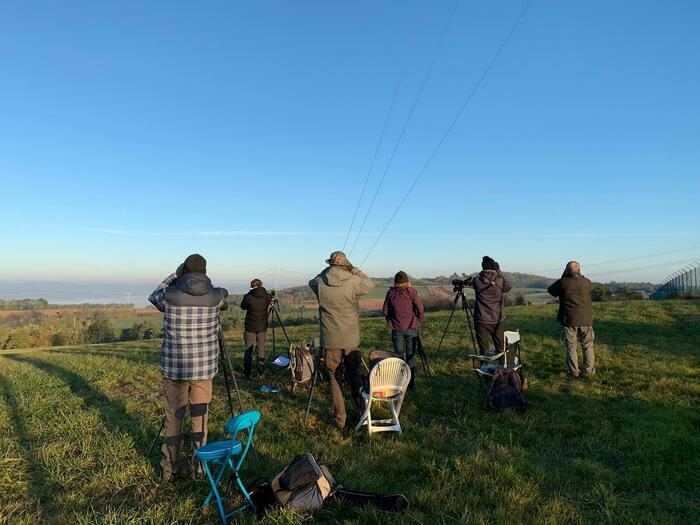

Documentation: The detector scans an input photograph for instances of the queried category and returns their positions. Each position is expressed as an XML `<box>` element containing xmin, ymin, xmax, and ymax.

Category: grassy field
<box><xmin>1</xmin><ymin>301</ymin><xmax>699</xmax><ymax>524</ymax></box>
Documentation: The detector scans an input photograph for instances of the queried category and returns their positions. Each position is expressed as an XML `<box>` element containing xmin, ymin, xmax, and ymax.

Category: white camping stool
<box><xmin>469</xmin><ymin>330</ymin><xmax>523</xmax><ymax>390</ymax></box>
<box><xmin>355</xmin><ymin>357</ymin><xmax>411</xmax><ymax>435</ymax></box>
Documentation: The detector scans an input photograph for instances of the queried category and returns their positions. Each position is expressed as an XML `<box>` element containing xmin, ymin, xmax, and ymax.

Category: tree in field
<box><xmin>591</xmin><ymin>283</ymin><xmax>611</xmax><ymax>302</ymax></box>
<box><xmin>85</xmin><ymin>318</ymin><xmax>115</xmax><ymax>343</ymax></box>
<box><xmin>514</xmin><ymin>293</ymin><xmax>527</xmax><ymax>306</ymax></box>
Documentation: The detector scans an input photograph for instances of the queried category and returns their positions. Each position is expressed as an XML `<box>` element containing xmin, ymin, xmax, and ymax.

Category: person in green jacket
<box><xmin>309</xmin><ymin>251</ymin><xmax>375</xmax><ymax>429</ymax></box>
<box><xmin>548</xmin><ymin>261</ymin><xmax>595</xmax><ymax>378</ymax></box>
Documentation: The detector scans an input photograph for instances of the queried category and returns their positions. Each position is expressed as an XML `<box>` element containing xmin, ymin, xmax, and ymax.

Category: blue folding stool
<box><xmin>195</xmin><ymin>410</ymin><xmax>261</xmax><ymax>523</ymax></box>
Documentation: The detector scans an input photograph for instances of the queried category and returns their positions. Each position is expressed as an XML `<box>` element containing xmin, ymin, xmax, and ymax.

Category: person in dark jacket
<box><xmin>148</xmin><ymin>253</ymin><xmax>228</xmax><ymax>482</ymax></box>
<box><xmin>383</xmin><ymin>271</ymin><xmax>424</xmax><ymax>387</ymax></box>
<box><xmin>240</xmin><ymin>279</ymin><xmax>272</xmax><ymax>378</ymax></box>
<box><xmin>470</xmin><ymin>256</ymin><xmax>512</xmax><ymax>354</ymax></box>
<box><xmin>548</xmin><ymin>261</ymin><xmax>595</xmax><ymax>378</ymax></box>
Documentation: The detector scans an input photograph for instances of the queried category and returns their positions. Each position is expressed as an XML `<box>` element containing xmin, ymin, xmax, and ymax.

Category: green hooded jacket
<box><xmin>309</xmin><ymin>266</ymin><xmax>375</xmax><ymax>348</ymax></box>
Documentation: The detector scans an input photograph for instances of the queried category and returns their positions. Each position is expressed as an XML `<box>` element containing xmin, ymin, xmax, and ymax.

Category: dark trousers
<box><xmin>391</xmin><ymin>329</ymin><xmax>418</xmax><ymax>369</ymax></box>
<box><xmin>243</xmin><ymin>331</ymin><xmax>267</xmax><ymax>375</ymax></box>
<box><xmin>324</xmin><ymin>347</ymin><xmax>363</xmax><ymax>429</ymax></box>
<box><xmin>475</xmin><ymin>321</ymin><xmax>504</xmax><ymax>354</ymax></box>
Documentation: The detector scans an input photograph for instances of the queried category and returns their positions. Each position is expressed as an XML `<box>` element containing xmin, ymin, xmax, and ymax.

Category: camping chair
<box><xmin>355</xmin><ymin>357</ymin><xmax>411</xmax><ymax>435</ymax></box>
<box><xmin>469</xmin><ymin>330</ymin><xmax>523</xmax><ymax>390</ymax></box>
<box><xmin>271</xmin><ymin>341</ymin><xmax>316</xmax><ymax>393</ymax></box>
<box><xmin>195</xmin><ymin>410</ymin><xmax>261</xmax><ymax>523</ymax></box>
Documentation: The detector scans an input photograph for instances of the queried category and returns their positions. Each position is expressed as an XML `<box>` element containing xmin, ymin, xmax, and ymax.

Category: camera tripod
<box><xmin>146</xmin><ymin>327</ymin><xmax>245</xmax><ymax>458</ymax></box>
<box><xmin>268</xmin><ymin>296</ymin><xmax>292</xmax><ymax>355</ymax></box>
<box><xmin>436</xmin><ymin>286</ymin><xmax>478</xmax><ymax>354</ymax></box>
<box><xmin>415</xmin><ymin>333</ymin><xmax>434</xmax><ymax>377</ymax></box>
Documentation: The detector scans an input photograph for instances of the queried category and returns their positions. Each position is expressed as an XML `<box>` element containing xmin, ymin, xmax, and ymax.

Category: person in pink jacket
<box><xmin>382</xmin><ymin>271</ymin><xmax>425</xmax><ymax>387</ymax></box>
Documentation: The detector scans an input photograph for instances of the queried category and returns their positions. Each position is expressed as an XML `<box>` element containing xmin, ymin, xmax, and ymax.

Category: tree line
<box><xmin>0</xmin><ymin>298</ymin><xmax>135</xmax><ymax>311</ymax></box>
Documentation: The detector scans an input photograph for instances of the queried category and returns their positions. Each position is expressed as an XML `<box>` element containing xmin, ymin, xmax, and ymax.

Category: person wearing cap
<box><xmin>382</xmin><ymin>271</ymin><xmax>424</xmax><ymax>388</ymax></box>
<box><xmin>308</xmin><ymin>250</ymin><xmax>375</xmax><ymax>430</ymax></box>
<box><xmin>240</xmin><ymin>278</ymin><xmax>272</xmax><ymax>379</ymax></box>
<box><xmin>148</xmin><ymin>253</ymin><xmax>229</xmax><ymax>482</ymax></box>
<box><xmin>548</xmin><ymin>261</ymin><xmax>595</xmax><ymax>378</ymax></box>
<box><xmin>470</xmin><ymin>256</ymin><xmax>512</xmax><ymax>355</ymax></box>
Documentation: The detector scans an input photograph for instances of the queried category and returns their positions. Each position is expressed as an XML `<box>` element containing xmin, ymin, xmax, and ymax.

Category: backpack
<box><xmin>486</xmin><ymin>368</ymin><xmax>531</xmax><ymax>411</ymax></box>
<box><xmin>270</xmin><ymin>453</ymin><xmax>338</xmax><ymax>510</ymax></box>
<box><xmin>293</xmin><ymin>345</ymin><xmax>315</xmax><ymax>383</ymax></box>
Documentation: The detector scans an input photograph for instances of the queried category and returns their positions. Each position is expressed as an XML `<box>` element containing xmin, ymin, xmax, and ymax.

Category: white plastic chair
<box><xmin>355</xmin><ymin>357</ymin><xmax>412</xmax><ymax>435</ymax></box>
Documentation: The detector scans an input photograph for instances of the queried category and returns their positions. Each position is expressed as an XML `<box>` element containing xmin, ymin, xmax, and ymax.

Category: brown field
<box><xmin>359</xmin><ymin>298</ymin><xmax>384</xmax><ymax>311</ymax></box>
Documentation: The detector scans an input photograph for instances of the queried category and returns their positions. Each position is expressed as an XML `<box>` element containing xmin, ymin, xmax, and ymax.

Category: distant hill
<box><xmin>274</xmin><ymin>271</ymin><xmax>557</xmax><ymax>305</ymax></box>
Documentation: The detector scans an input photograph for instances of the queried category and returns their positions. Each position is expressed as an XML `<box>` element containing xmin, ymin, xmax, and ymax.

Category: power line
<box><xmin>342</xmin><ymin>45</ymin><xmax>413</xmax><ymax>251</ymax></box>
<box><xmin>530</xmin><ymin>245</ymin><xmax>700</xmax><ymax>275</ymax></box>
<box><xmin>360</xmin><ymin>0</ymin><xmax>534</xmax><ymax>267</ymax></box>
<box><xmin>347</xmin><ymin>0</ymin><xmax>459</xmax><ymax>257</ymax></box>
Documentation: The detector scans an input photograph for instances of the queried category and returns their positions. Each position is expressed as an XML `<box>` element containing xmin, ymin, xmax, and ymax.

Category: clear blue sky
<box><xmin>1</xmin><ymin>0</ymin><xmax>699</xmax><ymax>290</ymax></box>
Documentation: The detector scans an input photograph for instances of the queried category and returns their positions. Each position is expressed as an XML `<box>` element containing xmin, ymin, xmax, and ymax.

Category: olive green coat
<box><xmin>309</xmin><ymin>266</ymin><xmax>375</xmax><ymax>348</ymax></box>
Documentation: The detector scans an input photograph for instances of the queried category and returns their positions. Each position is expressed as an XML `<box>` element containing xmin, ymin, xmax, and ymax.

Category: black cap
<box><xmin>184</xmin><ymin>253</ymin><xmax>207</xmax><ymax>274</ymax></box>
<box><xmin>482</xmin><ymin>256</ymin><xmax>499</xmax><ymax>271</ymax></box>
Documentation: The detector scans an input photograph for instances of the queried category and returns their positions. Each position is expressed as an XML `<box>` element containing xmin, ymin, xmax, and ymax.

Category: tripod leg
<box><xmin>304</xmin><ymin>349</ymin><xmax>323</xmax><ymax>426</ymax></box>
<box><xmin>461</xmin><ymin>293</ymin><xmax>478</xmax><ymax>354</ymax></box>
<box><xmin>218</xmin><ymin>330</ymin><xmax>245</xmax><ymax>415</ymax></box>
<box><xmin>146</xmin><ymin>416</ymin><xmax>166</xmax><ymax>457</ymax></box>
<box><xmin>274</xmin><ymin>308</ymin><xmax>292</xmax><ymax>346</ymax></box>
<box><xmin>437</xmin><ymin>293</ymin><xmax>460</xmax><ymax>353</ymax></box>
<box><xmin>219</xmin><ymin>349</ymin><xmax>236</xmax><ymax>419</ymax></box>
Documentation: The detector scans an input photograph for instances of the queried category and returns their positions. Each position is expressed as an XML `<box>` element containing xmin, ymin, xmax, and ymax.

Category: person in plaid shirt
<box><xmin>148</xmin><ymin>253</ymin><xmax>229</xmax><ymax>481</ymax></box>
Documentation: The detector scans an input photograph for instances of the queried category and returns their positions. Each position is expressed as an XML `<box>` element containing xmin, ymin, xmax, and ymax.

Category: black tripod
<box><xmin>415</xmin><ymin>333</ymin><xmax>434</xmax><ymax>377</ymax></box>
<box><xmin>436</xmin><ymin>285</ymin><xmax>478</xmax><ymax>355</ymax></box>
<box><xmin>303</xmin><ymin>344</ymin><xmax>326</xmax><ymax>426</ymax></box>
<box><xmin>268</xmin><ymin>296</ymin><xmax>292</xmax><ymax>355</ymax></box>
<box><xmin>146</xmin><ymin>328</ymin><xmax>245</xmax><ymax>457</ymax></box>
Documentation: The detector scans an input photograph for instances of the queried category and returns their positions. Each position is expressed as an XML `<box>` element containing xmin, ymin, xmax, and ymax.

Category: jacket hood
<box><xmin>321</xmin><ymin>265</ymin><xmax>353</xmax><ymax>287</ymax></box>
<box><xmin>175</xmin><ymin>273</ymin><xmax>213</xmax><ymax>296</ymax></box>
<box><xmin>250</xmin><ymin>286</ymin><xmax>268</xmax><ymax>298</ymax></box>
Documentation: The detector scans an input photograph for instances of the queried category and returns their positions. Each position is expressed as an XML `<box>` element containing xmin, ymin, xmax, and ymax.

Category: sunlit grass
<box><xmin>1</xmin><ymin>301</ymin><xmax>698</xmax><ymax>524</ymax></box>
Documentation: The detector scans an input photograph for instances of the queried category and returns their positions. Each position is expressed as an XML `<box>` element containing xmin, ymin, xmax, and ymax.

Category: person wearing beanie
<box><xmin>470</xmin><ymin>256</ymin><xmax>512</xmax><ymax>355</ymax></box>
<box><xmin>382</xmin><ymin>271</ymin><xmax>425</xmax><ymax>388</ymax></box>
<box><xmin>308</xmin><ymin>250</ymin><xmax>375</xmax><ymax>430</ymax></box>
<box><xmin>240</xmin><ymin>278</ymin><xmax>272</xmax><ymax>378</ymax></box>
<box><xmin>148</xmin><ymin>253</ymin><xmax>229</xmax><ymax>482</ymax></box>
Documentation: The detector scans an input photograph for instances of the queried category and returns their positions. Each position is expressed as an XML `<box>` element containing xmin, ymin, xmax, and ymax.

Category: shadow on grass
<box><xmin>4</xmin><ymin>354</ymin><xmax>154</xmax><ymax>463</ymax></box>
<box><xmin>0</xmin><ymin>371</ymin><xmax>60</xmax><ymax>519</ymax></box>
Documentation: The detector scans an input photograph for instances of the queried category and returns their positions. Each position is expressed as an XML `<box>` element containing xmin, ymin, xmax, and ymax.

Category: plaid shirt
<box><xmin>149</xmin><ymin>273</ymin><xmax>225</xmax><ymax>381</ymax></box>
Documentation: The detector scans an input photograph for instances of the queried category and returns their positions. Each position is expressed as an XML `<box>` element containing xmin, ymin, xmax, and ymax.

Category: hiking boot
<box><xmin>256</xmin><ymin>358</ymin><xmax>266</xmax><ymax>377</ymax></box>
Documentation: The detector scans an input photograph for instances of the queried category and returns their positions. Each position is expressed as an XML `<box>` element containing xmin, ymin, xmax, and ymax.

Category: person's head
<box><xmin>482</xmin><ymin>256</ymin><xmax>499</xmax><ymax>271</ymax></box>
<box><xmin>565</xmin><ymin>260</ymin><xmax>581</xmax><ymax>277</ymax></box>
<box><xmin>394</xmin><ymin>270</ymin><xmax>410</xmax><ymax>287</ymax></box>
<box><xmin>250</xmin><ymin>279</ymin><xmax>262</xmax><ymax>289</ymax></box>
<box><xmin>326</xmin><ymin>250</ymin><xmax>350</xmax><ymax>268</ymax></box>
<box><xmin>180</xmin><ymin>253</ymin><xmax>207</xmax><ymax>276</ymax></box>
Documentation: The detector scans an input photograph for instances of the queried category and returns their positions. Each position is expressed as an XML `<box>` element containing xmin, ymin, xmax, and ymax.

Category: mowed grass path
<box><xmin>1</xmin><ymin>301</ymin><xmax>698</xmax><ymax>524</ymax></box>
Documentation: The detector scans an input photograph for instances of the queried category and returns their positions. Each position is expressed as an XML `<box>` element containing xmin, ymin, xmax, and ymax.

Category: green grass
<box><xmin>1</xmin><ymin>301</ymin><xmax>699</xmax><ymax>524</ymax></box>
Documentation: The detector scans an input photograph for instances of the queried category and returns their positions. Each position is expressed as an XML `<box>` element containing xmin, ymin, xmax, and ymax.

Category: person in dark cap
<box><xmin>308</xmin><ymin>250</ymin><xmax>375</xmax><ymax>430</ymax></box>
<box><xmin>240</xmin><ymin>278</ymin><xmax>272</xmax><ymax>379</ymax></box>
<box><xmin>383</xmin><ymin>271</ymin><xmax>424</xmax><ymax>387</ymax></box>
<box><xmin>470</xmin><ymin>256</ymin><xmax>512</xmax><ymax>355</ymax></box>
<box><xmin>148</xmin><ymin>253</ymin><xmax>229</xmax><ymax>482</ymax></box>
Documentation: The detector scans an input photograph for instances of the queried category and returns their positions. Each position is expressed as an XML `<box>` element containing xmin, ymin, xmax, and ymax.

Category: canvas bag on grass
<box><xmin>271</xmin><ymin>453</ymin><xmax>338</xmax><ymax>510</ymax></box>
<box><xmin>486</xmin><ymin>367</ymin><xmax>531</xmax><ymax>410</ymax></box>
<box><xmin>293</xmin><ymin>345</ymin><xmax>315</xmax><ymax>383</ymax></box>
